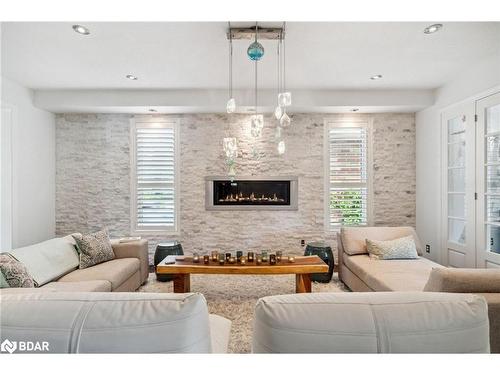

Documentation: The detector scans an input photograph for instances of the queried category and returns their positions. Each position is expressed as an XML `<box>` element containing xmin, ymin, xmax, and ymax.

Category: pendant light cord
<box><xmin>228</xmin><ymin>21</ymin><xmax>233</xmax><ymax>99</ymax></box>
<box><xmin>255</xmin><ymin>22</ymin><xmax>258</xmax><ymax>114</ymax></box>
<box><xmin>282</xmin><ymin>22</ymin><xmax>286</xmax><ymax>93</ymax></box>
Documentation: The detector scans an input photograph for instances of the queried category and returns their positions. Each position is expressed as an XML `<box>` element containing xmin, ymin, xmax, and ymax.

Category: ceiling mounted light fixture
<box><xmin>370</xmin><ymin>74</ymin><xmax>383</xmax><ymax>80</ymax></box>
<box><xmin>424</xmin><ymin>23</ymin><xmax>443</xmax><ymax>34</ymax></box>
<box><xmin>72</xmin><ymin>24</ymin><xmax>90</xmax><ymax>35</ymax></box>
<box><xmin>126</xmin><ymin>74</ymin><xmax>138</xmax><ymax>80</ymax></box>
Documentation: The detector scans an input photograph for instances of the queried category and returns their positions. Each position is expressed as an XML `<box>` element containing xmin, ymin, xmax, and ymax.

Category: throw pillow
<box><xmin>366</xmin><ymin>235</ymin><xmax>418</xmax><ymax>260</ymax></box>
<box><xmin>73</xmin><ymin>229</ymin><xmax>115</xmax><ymax>269</ymax></box>
<box><xmin>0</xmin><ymin>253</ymin><xmax>35</xmax><ymax>288</ymax></box>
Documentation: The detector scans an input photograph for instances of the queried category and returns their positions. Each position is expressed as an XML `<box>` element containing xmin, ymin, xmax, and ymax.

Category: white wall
<box><xmin>416</xmin><ymin>52</ymin><xmax>500</xmax><ymax>264</ymax></box>
<box><xmin>1</xmin><ymin>76</ymin><xmax>56</xmax><ymax>249</ymax></box>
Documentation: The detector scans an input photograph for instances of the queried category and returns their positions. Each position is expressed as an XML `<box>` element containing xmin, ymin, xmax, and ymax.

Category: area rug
<box><xmin>138</xmin><ymin>272</ymin><xmax>349</xmax><ymax>353</ymax></box>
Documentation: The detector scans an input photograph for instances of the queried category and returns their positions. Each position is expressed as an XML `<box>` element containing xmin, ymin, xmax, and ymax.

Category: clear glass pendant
<box><xmin>274</xmin><ymin>105</ymin><xmax>283</xmax><ymax>120</ymax></box>
<box><xmin>278</xmin><ymin>92</ymin><xmax>292</xmax><ymax>107</ymax></box>
<box><xmin>278</xmin><ymin>140</ymin><xmax>286</xmax><ymax>155</ymax></box>
<box><xmin>275</xmin><ymin>126</ymin><xmax>282</xmax><ymax>140</ymax></box>
<box><xmin>250</xmin><ymin>114</ymin><xmax>264</xmax><ymax>138</ymax></box>
<box><xmin>280</xmin><ymin>112</ymin><xmax>291</xmax><ymax>128</ymax></box>
<box><xmin>226</xmin><ymin>98</ymin><xmax>236</xmax><ymax>113</ymax></box>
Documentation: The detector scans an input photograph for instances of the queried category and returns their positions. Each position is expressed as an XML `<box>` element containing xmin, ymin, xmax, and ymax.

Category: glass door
<box><xmin>442</xmin><ymin>104</ymin><xmax>475</xmax><ymax>267</ymax></box>
<box><xmin>476</xmin><ymin>92</ymin><xmax>500</xmax><ymax>268</ymax></box>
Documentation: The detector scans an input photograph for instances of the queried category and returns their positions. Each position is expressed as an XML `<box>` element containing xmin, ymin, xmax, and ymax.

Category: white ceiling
<box><xmin>2</xmin><ymin>22</ymin><xmax>500</xmax><ymax>91</ymax></box>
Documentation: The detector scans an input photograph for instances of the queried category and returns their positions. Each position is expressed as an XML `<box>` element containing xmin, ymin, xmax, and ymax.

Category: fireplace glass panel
<box><xmin>213</xmin><ymin>180</ymin><xmax>291</xmax><ymax>206</ymax></box>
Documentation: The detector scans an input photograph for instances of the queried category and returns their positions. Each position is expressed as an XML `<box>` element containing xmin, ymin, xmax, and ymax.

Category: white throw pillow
<box><xmin>366</xmin><ymin>235</ymin><xmax>418</xmax><ymax>260</ymax></box>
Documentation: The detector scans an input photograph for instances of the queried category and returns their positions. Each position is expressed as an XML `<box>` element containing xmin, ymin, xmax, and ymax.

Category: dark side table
<box><xmin>304</xmin><ymin>242</ymin><xmax>334</xmax><ymax>283</ymax></box>
<box><xmin>154</xmin><ymin>241</ymin><xmax>184</xmax><ymax>282</ymax></box>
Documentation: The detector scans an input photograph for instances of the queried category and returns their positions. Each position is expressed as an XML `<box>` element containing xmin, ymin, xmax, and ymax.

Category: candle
<box><xmin>225</xmin><ymin>252</ymin><xmax>231</xmax><ymax>261</ymax></box>
<box><xmin>270</xmin><ymin>254</ymin><xmax>277</xmax><ymax>265</ymax></box>
<box><xmin>203</xmin><ymin>255</ymin><xmax>210</xmax><ymax>264</ymax></box>
<box><xmin>219</xmin><ymin>254</ymin><xmax>225</xmax><ymax>265</ymax></box>
<box><xmin>276</xmin><ymin>251</ymin><xmax>282</xmax><ymax>262</ymax></box>
<box><xmin>228</xmin><ymin>256</ymin><xmax>236</xmax><ymax>264</ymax></box>
<box><xmin>211</xmin><ymin>251</ymin><xmax>219</xmax><ymax>262</ymax></box>
<box><xmin>256</xmin><ymin>255</ymin><xmax>262</xmax><ymax>265</ymax></box>
<box><xmin>240</xmin><ymin>256</ymin><xmax>247</xmax><ymax>265</ymax></box>
<box><xmin>193</xmin><ymin>253</ymin><xmax>200</xmax><ymax>263</ymax></box>
<box><xmin>262</xmin><ymin>251</ymin><xmax>269</xmax><ymax>263</ymax></box>
<box><xmin>236</xmin><ymin>251</ymin><xmax>243</xmax><ymax>262</ymax></box>
<box><xmin>248</xmin><ymin>252</ymin><xmax>254</xmax><ymax>262</ymax></box>
<box><xmin>288</xmin><ymin>256</ymin><xmax>295</xmax><ymax>263</ymax></box>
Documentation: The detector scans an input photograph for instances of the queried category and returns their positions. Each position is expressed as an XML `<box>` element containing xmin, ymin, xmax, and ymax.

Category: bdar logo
<box><xmin>1</xmin><ymin>339</ymin><xmax>17</xmax><ymax>354</ymax></box>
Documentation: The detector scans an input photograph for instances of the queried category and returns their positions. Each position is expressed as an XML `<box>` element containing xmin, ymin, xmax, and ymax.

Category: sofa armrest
<box><xmin>111</xmin><ymin>239</ymin><xmax>149</xmax><ymax>284</ymax></box>
<box><xmin>478</xmin><ymin>293</ymin><xmax>500</xmax><ymax>353</ymax></box>
<box><xmin>424</xmin><ymin>268</ymin><xmax>500</xmax><ymax>293</ymax></box>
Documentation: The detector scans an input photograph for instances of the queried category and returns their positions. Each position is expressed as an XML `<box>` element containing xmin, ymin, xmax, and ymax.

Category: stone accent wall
<box><xmin>56</xmin><ymin>113</ymin><xmax>415</xmax><ymax>263</ymax></box>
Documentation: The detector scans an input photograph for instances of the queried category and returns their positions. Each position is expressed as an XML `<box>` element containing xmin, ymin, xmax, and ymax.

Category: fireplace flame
<box><xmin>219</xmin><ymin>192</ymin><xmax>285</xmax><ymax>203</ymax></box>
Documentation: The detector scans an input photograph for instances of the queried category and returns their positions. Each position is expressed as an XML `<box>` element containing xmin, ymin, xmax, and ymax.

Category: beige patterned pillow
<box><xmin>0</xmin><ymin>253</ymin><xmax>35</xmax><ymax>288</ymax></box>
<box><xmin>73</xmin><ymin>229</ymin><xmax>115</xmax><ymax>269</ymax></box>
<box><xmin>366</xmin><ymin>235</ymin><xmax>418</xmax><ymax>260</ymax></box>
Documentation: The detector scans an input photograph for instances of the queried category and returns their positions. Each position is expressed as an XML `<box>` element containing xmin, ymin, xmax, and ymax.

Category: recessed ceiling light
<box><xmin>351</xmin><ymin>108</ymin><xmax>359</xmax><ymax>112</ymax></box>
<box><xmin>424</xmin><ymin>24</ymin><xmax>443</xmax><ymax>34</ymax></box>
<box><xmin>370</xmin><ymin>74</ymin><xmax>382</xmax><ymax>80</ymax></box>
<box><xmin>148</xmin><ymin>109</ymin><xmax>157</xmax><ymax>113</ymax></box>
<box><xmin>72</xmin><ymin>24</ymin><xmax>90</xmax><ymax>35</ymax></box>
<box><xmin>126</xmin><ymin>74</ymin><xmax>138</xmax><ymax>81</ymax></box>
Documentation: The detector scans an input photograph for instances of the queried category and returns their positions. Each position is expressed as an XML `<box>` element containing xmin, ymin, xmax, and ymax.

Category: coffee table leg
<box><xmin>173</xmin><ymin>274</ymin><xmax>190</xmax><ymax>293</ymax></box>
<box><xmin>296</xmin><ymin>274</ymin><xmax>312</xmax><ymax>293</ymax></box>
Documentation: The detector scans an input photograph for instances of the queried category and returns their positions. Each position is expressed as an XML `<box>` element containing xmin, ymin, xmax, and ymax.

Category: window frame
<box><xmin>324</xmin><ymin>119</ymin><xmax>374</xmax><ymax>231</ymax></box>
<box><xmin>130</xmin><ymin>116</ymin><xmax>180</xmax><ymax>235</ymax></box>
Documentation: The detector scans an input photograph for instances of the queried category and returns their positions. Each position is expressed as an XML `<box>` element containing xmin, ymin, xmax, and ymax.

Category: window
<box><xmin>131</xmin><ymin>118</ymin><xmax>179</xmax><ymax>233</ymax></box>
<box><xmin>326</xmin><ymin>121</ymin><xmax>372</xmax><ymax>229</ymax></box>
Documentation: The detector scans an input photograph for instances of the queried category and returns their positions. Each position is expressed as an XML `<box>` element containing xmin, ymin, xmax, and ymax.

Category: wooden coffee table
<box><xmin>156</xmin><ymin>255</ymin><xmax>328</xmax><ymax>293</ymax></box>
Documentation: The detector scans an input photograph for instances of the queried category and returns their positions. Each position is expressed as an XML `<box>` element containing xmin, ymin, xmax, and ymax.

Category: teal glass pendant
<box><xmin>247</xmin><ymin>41</ymin><xmax>264</xmax><ymax>61</ymax></box>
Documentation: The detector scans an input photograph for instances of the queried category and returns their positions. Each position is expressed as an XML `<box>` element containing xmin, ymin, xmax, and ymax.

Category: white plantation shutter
<box><xmin>328</xmin><ymin>124</ymin><xmax>371</xmax><ymax>228</ymax></box>
<box><xmin>132</xmin><ymin>120</ymin><xmax>178</xmax><ymax>232</ymax></box>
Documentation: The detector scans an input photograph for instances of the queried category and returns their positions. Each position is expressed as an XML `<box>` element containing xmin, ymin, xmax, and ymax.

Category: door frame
<box><xmin>475</xmin><ymin>91</ymin><xmax>500</xmax><ymax>268</ymax></box>
<box><xmin>440</xmin><ymin>102</ymin><xmax>476</xmax><ymax>267</ymax></box>
<box><xmin>0</xmin><ymin>102</ymin><xmax>15</xmax><ymax>250</ymax></box>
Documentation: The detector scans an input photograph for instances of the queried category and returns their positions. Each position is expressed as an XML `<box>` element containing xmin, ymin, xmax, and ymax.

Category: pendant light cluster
<box><xmin>224</xmin><ymin>22</ymin><xmax>291</xmax><ymax>174</ymax></box>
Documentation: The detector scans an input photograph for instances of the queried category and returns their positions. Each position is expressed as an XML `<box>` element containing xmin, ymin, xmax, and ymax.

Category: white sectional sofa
<box><xmin>0</xmin><ymin>292</ymin><xmax>231</xmax><ymax>353</ymax></box>
<box><xmin>252</xmin><ymin>292</ymin><xmax>490</xmax><ymax>353</ymax></box>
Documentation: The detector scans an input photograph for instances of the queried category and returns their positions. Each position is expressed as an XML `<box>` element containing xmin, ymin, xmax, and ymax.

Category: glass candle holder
<box><xmin>211</xmin><ymin>251</ymin><xmax>219</xmax><ymax>262</ymax></box>
<box><xmin>256</xmin><ymin>255</ymin><xmax>262</xmax><ymax>265</ymax></box>
<box><xmin>236</xmin><ymin>251</ymin><xmax>243</xmax><ymax>262</ymax></box>
<box><xmin>262</xmin><ymin>251</ymin><xmax>269</xmax><ymax>263</ymax></box>
<box><xmin>219</xmin><ymin>254</ymin><xmax>225</xmax><ymax>265</ymax></box>
<box><xmin>247</xmin><ymin>252</ymin><xmax>254</xmax><ymax>262</ymax></box>
<box><xmin>228</xmin><ymin>256</ymin><xmax>236</xmax><ymax>264</ymax></box>
<box><xmin>203</xmin><ymin>255</ymin><xmax>210</xmax><ymax>264</ymax></box>
<box><xmin>240</xmin><ymin>256</ymin><xmax>247</xmax><ymax>265</ymax></box>
<box><xmin>288</xmin><ymin>256</ymin><xmax>295</xmax><ymax>263</ymax></box>
<box><xmin>193</xmin><ymin>253</ymin><xmax>200</xmax><ymax>263</ymax></box>
<box><xmin>276</xmin><ymin>250</ymin><xmax>282</xmax><ymax>262</ymax></box>
<box><xmin>269</xmin><ymin>254</ymin><xmax>277</xmax><ymax>265</ymax></box>
<box><xmin>225</xmin><ymin>252</ymin><xmax>231</xmax><ymax>261</ymax></box>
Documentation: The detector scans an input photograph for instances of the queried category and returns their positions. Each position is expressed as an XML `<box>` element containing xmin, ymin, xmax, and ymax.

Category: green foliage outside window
<box><xmin>330</xmin><ymin>190</ymin><xmax>363</xmax><ymax>225</ymax></box>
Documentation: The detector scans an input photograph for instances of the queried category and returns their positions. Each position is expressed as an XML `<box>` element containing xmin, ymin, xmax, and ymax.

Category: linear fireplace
<box><xmin>205</xmin><ymin>176</ymin><xmax>298</xmax><ymax>211</ymax></box>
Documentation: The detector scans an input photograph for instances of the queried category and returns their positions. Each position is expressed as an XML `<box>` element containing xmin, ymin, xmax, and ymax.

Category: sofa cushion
<box><xmin>57</xmin><ymin>258</ymin><xmax>140</xmax><ymax>290</ymax></box>
<box><xmin>9</xmin><ymin>237</ymin><xmax>79</xmax><ymax>286</ymax></box>
<box><xmin>343</xmin><ymin>254</ymin><xmax>443</xmax><ymax>291</ymax></box>
<box><xmin>0</xmin><ymin>292</ymin><xmax>216</xmax><ymax>353</ymax></box>
<box><xmin>73</xmin><ymin>229</ymin><xmax>115</xmax><ymax>269</ymax></box>
<box><xmin>0</xmin><ymin>253</ymin><xmax>35</xmax><ymax>288</ymax></box>
<box><xmin>41</xmin><ymin>280</ymin><xmax>111</xmax><ymax>292</ymax></box>
<box><xmin>253</xmin><ymin>292</ymin><xmax>490</xmax><ymax>353</ymax></box>
<box><xmin>366</xmin><ymin>235</ymin><xmax>418</xmax><ymax>260</ymax></box>
<box><xmin>341</xmin><ymin>226</ymin><xmax>423</xmax><ymax>256</ymax></box>
<box><xmin>209</xmin><ymin>314</ymin><xmax>232</xmax><ymax>353</ymax></box>
<box><xmin>424</xmin><ymin>268</ymin><xmax>500</xmax><ymax>293</ymax></box>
